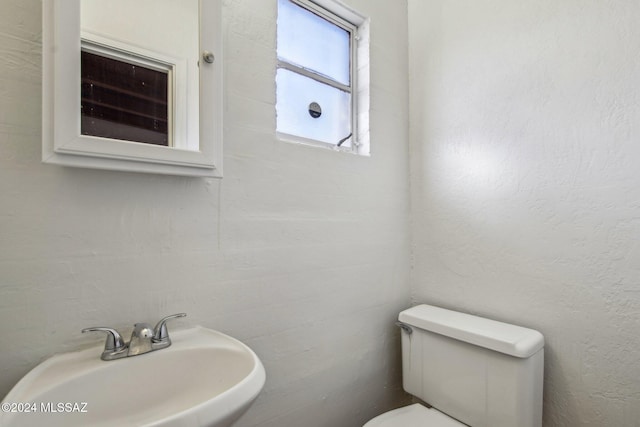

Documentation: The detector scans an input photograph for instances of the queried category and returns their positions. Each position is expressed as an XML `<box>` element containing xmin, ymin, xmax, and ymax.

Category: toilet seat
<box><xmin>363</xmin><ymin>404</ymin><xmax>466</xmax><ymax>427</ymax></box>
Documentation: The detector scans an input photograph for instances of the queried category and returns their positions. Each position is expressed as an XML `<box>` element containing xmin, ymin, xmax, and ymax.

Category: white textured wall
<box><xmin>408</xmin><ymin>0</ymin><xmax>640</xmax><ymax>426</ymax></box>
<box><xmin>0</xmin><ymin>1</ymin><xmax>411</xmax><ymax>426</ymax></box>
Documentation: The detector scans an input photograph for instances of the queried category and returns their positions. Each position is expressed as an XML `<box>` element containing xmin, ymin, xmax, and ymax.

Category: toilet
<box><xmin>364</xmin><ymin>304</ymin><xmax>544</xmax><ymax>427</ymax></box>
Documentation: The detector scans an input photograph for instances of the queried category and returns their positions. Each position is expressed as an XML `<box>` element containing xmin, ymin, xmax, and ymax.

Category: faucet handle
<box><xmin>152</xmin><ymin>313</ymin><xmax>186</xmax><ymax>345</ymax></box>
<box><xmin>81</xmin><ymin>327</ymin><xmax>127</xmax><ymax>360</ymax></box>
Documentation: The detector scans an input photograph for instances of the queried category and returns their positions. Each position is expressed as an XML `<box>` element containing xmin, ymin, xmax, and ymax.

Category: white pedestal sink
<box><xmin>0</xmin><ymin>327</ymin><xmax>265</xmax><ymax>427</ymax></box>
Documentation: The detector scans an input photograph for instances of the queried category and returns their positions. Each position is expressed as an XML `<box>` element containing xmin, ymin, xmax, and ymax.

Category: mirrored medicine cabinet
<box><xmin>42</xmin><ymin>0</ymin><xmax>223</xmax><ymax>177</ymax></box>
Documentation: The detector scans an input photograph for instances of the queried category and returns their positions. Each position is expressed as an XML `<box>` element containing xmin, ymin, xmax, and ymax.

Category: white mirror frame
<box><xmin>42</xmin><ymin>0</ymin><xmax>223</xmax><ymax>177</ymax></box>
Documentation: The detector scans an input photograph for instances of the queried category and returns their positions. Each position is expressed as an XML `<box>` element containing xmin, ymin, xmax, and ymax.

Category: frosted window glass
<box><xmin>277</xmin><ymin>0</ymin><xmax>350</xmax><ymax>85</ymax></box>
<box><xmin>276</xmin><ymin>69</ymin><xmax>351</xmax><ymax>145</ymax></box>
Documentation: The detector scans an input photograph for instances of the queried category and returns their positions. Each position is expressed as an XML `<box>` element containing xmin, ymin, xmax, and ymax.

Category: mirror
<box><xmin>43</xmin><ymin>0</ymin><xmax>223</xmax><ymax>177</ymax></box>
<box><xmin>81</xmin><ymin>0</ymin><xmax>200</xmax><ymax>150</ymax></box>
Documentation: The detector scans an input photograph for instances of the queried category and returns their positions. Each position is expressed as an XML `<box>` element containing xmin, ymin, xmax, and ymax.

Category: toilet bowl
<box><xmin>363</xmin><ymin>304</ymin><xmax>544</xmax><ymax>427</ymax></box>
<box><xmin>364</xmin><ymin>403</ymin><xmax>465</xmax><ymax>427</ymax></box>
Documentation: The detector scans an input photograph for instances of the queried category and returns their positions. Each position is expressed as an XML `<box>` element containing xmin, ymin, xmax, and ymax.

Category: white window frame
<box><xmin>276</xmin><ymin>0</ymin><xmax>369</xmax><ymax>155</ymax></box>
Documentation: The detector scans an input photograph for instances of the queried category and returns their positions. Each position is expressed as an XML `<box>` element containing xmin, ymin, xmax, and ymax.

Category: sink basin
<box><xmin>0</xmin><ymin>327</ymin><xmax>265</xmax><ymax>427</ymax></box>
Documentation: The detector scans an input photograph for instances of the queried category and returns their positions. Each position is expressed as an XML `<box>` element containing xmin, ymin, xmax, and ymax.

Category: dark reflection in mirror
<box><xmin>81</xmin><ymin>51</ymin><xmax>169</xmax><ymax>146</ymax></box>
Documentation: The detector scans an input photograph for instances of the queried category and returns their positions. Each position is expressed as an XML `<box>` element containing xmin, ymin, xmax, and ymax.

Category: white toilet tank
<box><xmin>398</xmin><ymin>305</ymin><xmax>544</xmax><ymax>427</ymax></box>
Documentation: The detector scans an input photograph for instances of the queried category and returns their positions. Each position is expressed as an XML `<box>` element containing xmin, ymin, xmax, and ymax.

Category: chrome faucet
<box><xmin>82</xmin><ymin>313</ymin><xmax>186</xmax><ymax>361</ymax></box>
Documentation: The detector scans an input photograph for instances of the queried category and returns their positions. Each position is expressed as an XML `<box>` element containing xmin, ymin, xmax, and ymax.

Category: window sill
<box><xmin>276</xmin><ymin>131</ymin><xmax>369</xmax><ymax>156</ymax></box>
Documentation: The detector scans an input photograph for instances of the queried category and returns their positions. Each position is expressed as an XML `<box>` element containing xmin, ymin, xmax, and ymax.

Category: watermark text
<box><xmin>1</xmin><ymin>402</ymin><xmax>88</xmax><ymax>413</ymax></box>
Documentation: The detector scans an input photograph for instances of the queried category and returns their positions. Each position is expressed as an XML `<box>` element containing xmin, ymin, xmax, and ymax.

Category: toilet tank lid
<box><xmin>398</xmin><ymin>304</ymin><xmax>544</xmax><ymax>358</ymax></box>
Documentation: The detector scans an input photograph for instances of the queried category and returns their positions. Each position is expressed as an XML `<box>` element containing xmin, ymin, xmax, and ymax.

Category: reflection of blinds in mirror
<box><xmin>81</xmin><ymin>51</ymin><xmax>169</xmax><ymax>146</ymax></box>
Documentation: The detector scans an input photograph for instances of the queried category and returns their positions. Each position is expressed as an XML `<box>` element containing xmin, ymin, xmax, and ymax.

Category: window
<box><xmin>81</xmin><ymin>48</ymin><xmax>171</xmax><ymax>147</ymax></box>
<box><xmin>276</xmin><ymin>0</ymin><xmax>369</xmax><ymax>154</ymax></box>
